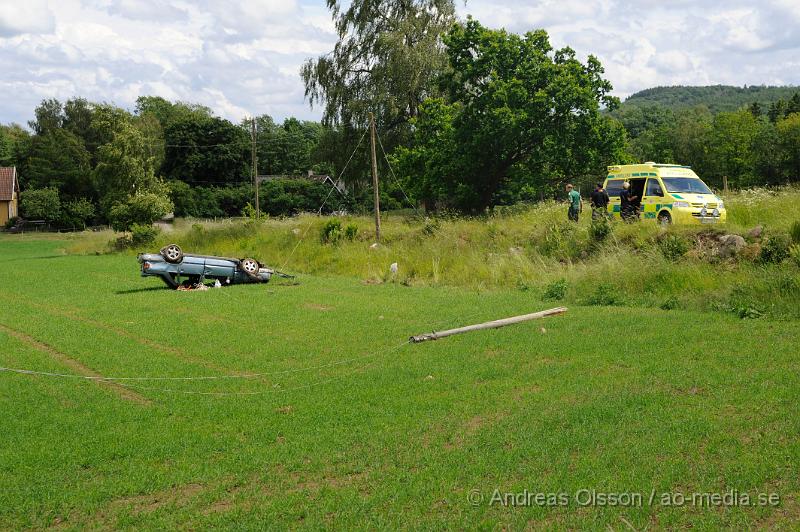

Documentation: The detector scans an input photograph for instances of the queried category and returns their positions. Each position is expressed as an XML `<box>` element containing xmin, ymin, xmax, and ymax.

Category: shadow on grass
<box><xmin>0</xmin><ymin>255</ymin><xmax>70</xmax><ymax>263</ymax></box>
<box><xmin>115</xmin><ymin>286</ymin><xmax>169</xmax><ymax>295</ymax></box>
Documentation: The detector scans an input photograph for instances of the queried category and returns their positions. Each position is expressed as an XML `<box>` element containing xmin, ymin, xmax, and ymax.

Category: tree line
<box><xmin>2</xmin><ymin>0</ymin><xmax>799</xmax><ymax>228</ymax></box>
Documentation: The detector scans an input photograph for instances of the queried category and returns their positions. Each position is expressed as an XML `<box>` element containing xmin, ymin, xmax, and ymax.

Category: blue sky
<box><xmin>1</xmin><ymin>0</ymin><xmax>799</xmax><ymax>127</ymax></box>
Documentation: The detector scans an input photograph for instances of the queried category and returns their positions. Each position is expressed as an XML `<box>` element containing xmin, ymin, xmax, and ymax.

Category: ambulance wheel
<box><xmin>658</xmin><ymin>212</ymin><xmax>672</xmax><ymax>226</ymax></box>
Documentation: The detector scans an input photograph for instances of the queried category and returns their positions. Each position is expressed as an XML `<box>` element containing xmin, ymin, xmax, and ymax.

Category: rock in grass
<box><xmin>718</xmin><ymin>234</ymin><xmax>746</xmax><ymax>258</ymax></box>
<box><xmin>748</xmin><ymin>225</ymin><xmax>763</xmax><ymax>239</ymax></box>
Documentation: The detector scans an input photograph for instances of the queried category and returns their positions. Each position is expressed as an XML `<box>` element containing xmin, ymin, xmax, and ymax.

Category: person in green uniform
<box><xmin>566</xmin><ymin>184</ymin><xmax>582</xmax><ymax>222</ymax></box>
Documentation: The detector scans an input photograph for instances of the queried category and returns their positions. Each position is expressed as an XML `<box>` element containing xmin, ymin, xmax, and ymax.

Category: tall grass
<box><xmin>62</xmin><ymin>186</ymin><xmax>800</xmax><ymax>318</ymax></box>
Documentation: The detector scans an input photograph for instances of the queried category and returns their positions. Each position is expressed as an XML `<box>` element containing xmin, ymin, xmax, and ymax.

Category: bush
<box><xmin>658</xmin><ymin>234</ymin><xmax>690</xmax><ymax>261</ymax></box>
<box><xmin>343</xmin><ymin>223</ymin><xmax>358</xmax><ymax>241</ymax></box>
<box><xmin>3</xmin><ymin>216</ymin><xmax>19</xmax><ymax>230</ymax></box>
<box><xmin>421</xmin><ymin>217</ymin><xmax>441</xmax><ymax>236</ymax></box>
<box><xmin>20</xmin><ymin>187</ymin><xmax>61</xmax><ymax>223</ymax></box>
<box><xmin>790</xmin><ymin>244</ymin><xmax>800</xmax><ymax>268</ymax></box>
<box><xmin>790</xmin><ymin>221</ymin><xmax>800</xmax><ymax>245</ymax></box>
<box><xmin>62</xmin><ymin>198</ymin><xmax>96</xmax><ymax>229</ymax></box>
<box><xmin>759</xmin><ymin>234</ymin><xmax>790</xmax><ymax>264</ymax></box>
<box><xmin>242</xmin><ymin>202</ymin><xmax>267</xmax><ymax>221</ymax></box>
<box><xmin>542</xmin><ymin>279</ymin><xmax>568</xmax><ymax>301</ymax></box>
<box><xmin>321</xmin><ymin>219</ymin><xmax>343</xmax><ymax>244</ymax></box>
<box><xmin>109</xmin><ymin>192</ymin><xmax>173</xmax><ymax>232</ymax></box>
<box><xmin>584</xmin><ymin>283</ymin><xmax>620</xmax><ymax>306</ymax></box>
<box><xmin>588</xmin><ymin>216</ymin><xmax>612</xmax><ymax>242</ymax></box>
<box><xmin>130</xmin><ymin>223</ymin><xmax>160</xmax><ymax>246</ymax></box>
<box><xmin>539</xmin><ymin>222</ymin><xmax>579</xmax><ymax>259</ymax></box>
<box><xmin>660</xmin><ymin>296</ymin><xmax>679</xmax><ymax>310</ymax></box>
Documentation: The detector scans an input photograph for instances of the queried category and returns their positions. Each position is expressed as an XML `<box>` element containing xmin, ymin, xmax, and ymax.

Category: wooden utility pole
<box><xmin>410</xmin><ymin>307</ymin><xmax>567</xmax><ymax>343</ymax></box>
<box><xmin>251</xmin><ymin>118</ymin><xmax>260</xmax><ymax>219</ymax></box>
<box><xmin>722</xmin><ymin>175</ymin><xmax>729</xmax><ymax>195</ymax></box>
<box><xmin>369</xmin><ymin>112</ymin><xmax>381</xmax><ymax>242</ymax></box>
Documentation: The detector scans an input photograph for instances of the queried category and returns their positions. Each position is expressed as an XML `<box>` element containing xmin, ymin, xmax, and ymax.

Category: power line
<box><xmin>375</xmin><ymin>129</ymin><xmax>421</xmax><ymax>215</ymax></box>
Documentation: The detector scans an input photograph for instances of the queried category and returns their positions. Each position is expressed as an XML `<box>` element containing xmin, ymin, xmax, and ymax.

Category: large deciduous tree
<box><xmin>162</xmin><ymin>117</ymin><xmax>249</xmax><ymax>185</ymax></box>
<box><xmin>301</xmin><ymin>0</ymin><xmax>455</xmax><ymax>136</ymax></box>
<box><xmin>396</xmin><ymin>19</ymin><xmax>625</xmax><ymax>211</ymax></box>
<box><xmin>26</xmin><ymin>129</ymin><xmax>93</xmax><ymax>200</ymax></box>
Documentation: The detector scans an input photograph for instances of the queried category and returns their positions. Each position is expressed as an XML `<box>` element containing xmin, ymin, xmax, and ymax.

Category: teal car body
<box><xmin>137</xmin><ymin>244</ymin><xmax>277</xmax><ymax>288</ymax></box>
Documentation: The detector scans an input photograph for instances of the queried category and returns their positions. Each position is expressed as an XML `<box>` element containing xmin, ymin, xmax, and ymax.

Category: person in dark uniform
<box><xmin>590</xmin><ymin>183</ymin><xmax>610</xmax><ymax>220</ymax></box>
<box><xmin>620</xmin><ymin>181</ymin><xmax>639</xmax><ymax>221</ymax></box>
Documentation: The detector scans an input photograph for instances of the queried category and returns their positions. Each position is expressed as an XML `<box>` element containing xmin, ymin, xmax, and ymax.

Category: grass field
<box><xmin>1</xmin><ymin>236</ymin><xmax>799</xmax><ymax>529</ymax></box>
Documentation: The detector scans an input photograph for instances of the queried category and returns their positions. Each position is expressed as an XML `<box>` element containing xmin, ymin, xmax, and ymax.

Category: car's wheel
<box><xmin>658</xmin><ymin>211</ymin><xmax>672</xmax><ymax>226</ymax></box>
<box><xmin>240</xmin><ymin>258</ymin><xmax>260</xmax><ymax>278</ymax></box>
<box><xmin>161</xmin><ymin>244</ymin><xmax>184</xmax><ymax>263</ymax></box>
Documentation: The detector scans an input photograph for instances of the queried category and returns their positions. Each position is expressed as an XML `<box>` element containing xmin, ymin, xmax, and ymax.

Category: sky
<box><xmin>1</xmin><ymin>0</ymin><xmax>799</xmax><ymax>127</ymax></box>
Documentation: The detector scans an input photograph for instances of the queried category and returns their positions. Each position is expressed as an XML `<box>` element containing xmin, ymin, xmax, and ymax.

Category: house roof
<box><xmin>0</xmin><ymin>167</ymin><xmax>18</xmax><ymax>201</ymax></box>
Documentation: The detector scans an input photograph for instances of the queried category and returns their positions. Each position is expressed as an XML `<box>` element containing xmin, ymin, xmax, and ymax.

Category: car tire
<box><xmin>240</xmin><ymin>258</ymin><xmax>260</xmax><ymax>279</ymax></box>
<box><xmin>658</xmin><ymin>211</ymin><xmax>672</xmax><ymax>226</ymax></box>
<box><xmin>161</xmin><ymin>244</ymin><xmax>184</xmax><ymax>264</ymax></box>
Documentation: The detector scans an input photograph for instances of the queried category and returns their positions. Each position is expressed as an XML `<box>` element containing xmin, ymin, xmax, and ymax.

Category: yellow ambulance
<box><xmin>603</xmin><ymin>163</ymin><xmax>726</xmax><ymax>225</ymax></box>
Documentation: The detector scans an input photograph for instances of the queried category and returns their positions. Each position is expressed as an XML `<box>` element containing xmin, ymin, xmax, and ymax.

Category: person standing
<box><xmin>620</xmin><ymin>181</ymin><xmax>638</xmax><ymax>221</ymax></box>
<box><xmin>566</xmin><ymin>184</ymin><xmax>582</xmax><ymax>222</ymax></box>
<box><xmin>590</xmin><ymin>182</ymin><xmax>610</xmax><ymax>220</ymax></box>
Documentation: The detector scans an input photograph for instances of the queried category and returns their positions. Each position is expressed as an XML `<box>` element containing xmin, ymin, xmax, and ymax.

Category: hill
<box><xmin>620</xmin><ymin>85</ymin><xmax>799</xmax><ymax>114</ymax></box>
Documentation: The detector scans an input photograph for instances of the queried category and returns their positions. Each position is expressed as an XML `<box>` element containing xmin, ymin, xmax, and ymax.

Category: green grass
<box><xmin>1</xmin><ymin>237</ymin><xmax>799</xmax><ymax>528</ymax></box>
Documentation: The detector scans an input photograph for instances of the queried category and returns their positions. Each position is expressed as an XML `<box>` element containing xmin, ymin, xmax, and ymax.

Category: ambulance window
<box><xmin>605</xmin><ymin>180</ymin><xmax>624</xmax><ymax>197</ymax></box>
<box><xmin>646</xmin><ymin>178</ymin><xmax>664</xmax><ymax>197</ymax></box>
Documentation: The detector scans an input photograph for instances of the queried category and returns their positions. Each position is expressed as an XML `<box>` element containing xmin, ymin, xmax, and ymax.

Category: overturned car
<box><xmin>138</xmin><ymin>244</ymin><xmax>290</xmax><ymax>288</ymax></box>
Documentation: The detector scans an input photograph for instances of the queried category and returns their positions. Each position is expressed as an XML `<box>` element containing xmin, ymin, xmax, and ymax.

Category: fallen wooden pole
<box><xmin>409</xmin><ymin>307</ymin><xmax>567</xmax><ymax>343</ymax></box>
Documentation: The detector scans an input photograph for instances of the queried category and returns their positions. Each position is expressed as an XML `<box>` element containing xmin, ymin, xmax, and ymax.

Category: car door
<box><xmin>642</xmin><ymin>178</ymin><xmax>665</xmax><ymax>220</ymax></box>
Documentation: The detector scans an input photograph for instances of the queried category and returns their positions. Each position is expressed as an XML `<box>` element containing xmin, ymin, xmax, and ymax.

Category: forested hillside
<box><xmin>620</xmin><ymin>85</ymin><xmax>799</xmax><ymax>114</ymax></box>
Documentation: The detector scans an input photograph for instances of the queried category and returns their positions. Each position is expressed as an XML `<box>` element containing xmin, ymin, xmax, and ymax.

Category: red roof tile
<box><xmin>0</xmin><ymin>167</ymin><xmax>18</xmax><ymax>201</ymax></box>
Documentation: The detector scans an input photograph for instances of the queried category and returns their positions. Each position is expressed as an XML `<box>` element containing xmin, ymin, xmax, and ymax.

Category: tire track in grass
<box><xmin>0</xmin><ymin>323</ymin><xmax>151</xmax><ymax>405</ymax></box>
<box><xmin>7</xmin><ymin>296</ymin><xmax>234</xmax><ymax>375</ymax></box>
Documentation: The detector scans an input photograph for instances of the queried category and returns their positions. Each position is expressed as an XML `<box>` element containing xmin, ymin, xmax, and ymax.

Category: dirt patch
<box><xmin>512</xmin><ymin>384</ymin><xmax>542</xmax><ymax>401</ymax></box>
<box><xmin>444</xmin><ymin>411</ymin><xmax>508</xmax><ymax>450</ymax></box>
<box><xmin>114</xmin><ymin>483</ymin><xmax>204</xmax><ymax>515</ymax></box>
<box><xmin>0</xmin><ymin>322</ymin><xmax>150</xmax><ymax>405</ymax></box>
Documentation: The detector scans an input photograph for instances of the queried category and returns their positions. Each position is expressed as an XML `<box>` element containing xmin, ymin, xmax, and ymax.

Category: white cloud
<box><xmin>0</xmin><ymin>0</ymin><xmax>54</xmax><ymax>37</ymax></box>
<box><xmin>0</xmin><ymin>0</ymin><xmax>797</xmax><ymax>127</ymax></box>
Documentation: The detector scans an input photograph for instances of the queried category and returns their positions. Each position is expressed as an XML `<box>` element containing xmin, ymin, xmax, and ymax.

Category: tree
<box><xmin>397</xmin><ymin>19</ymin><xmax>623</xmax><ymax>211</ymax></box>
<box><xmin>253</xmin><ymin>116</ymin><xmax>326</xmax><ymax>176</ymax></box>
<box><xmin>669</xmin><ymin>106</ymin><xmax>714</xmax><ymax>176</ymax></box>
<box><xmin>301</xmin><ymin>0</ymin><xmax>455</xmax><ymax>137</ymax></box>
<box><xmin>135</xmin><ymin>96</ymin><xmax>213</xmax><ymax>128</ymax></box>
<box><xmin>162</xmin><ymin>117</ymin><xmax>249</xmax><ymax>185</ymax></box>
<box><xmin>768</xmin><ymin>100</ymin><xmax>789</xmax><ymax>123</ymax></box>
<box><xmin>709</xmin><ymin>110</ymin><xmax>760</xmax><ymax>188</ymax></box>
<box><xmin>108</xmin><ymin>191</ymin><xmax>173</xmax><ymax>232</ymax></box>
<box><xmin>777</xmin><ymin>113</ymin><xmax>800</xmax><ymax>182</ymax></box>
<box><xmin>25</xmin><ymin>129</ymin><xmax>92</xmax><ymax>199</ymax></box>
<box><xmin>20</xmin><ymin>187</ymin><xmax>61</xmax><ymax>222</ymax></box>
<box><xmin>0</xmin><ymin>127</ymin><xmax>13</xmax><ymax>166</ymax></box>
<box><xmin>93</xmin><ymin>120</ymin><xmax>163</xmax><ymax>212</ymax></box>
<box><xmin>28</xmin><ymin>99</ymin><xmax>64</xmax><ymax>135</ymax></box>
<box><xmin>753</xmin><ymin>120</ymin><xmax>782</xmax><ymax>185</ymax></box>
<box><xmin>63</xmin><ymin>98</ymin><xmax>96</xmax><ymax>148</ymax></box>
<box><xmin>62</xmin><ymin>197</ymin><xmax>96</xmax><ymax>229</ymax></box>
<box><xmin>788</xmin><ymin>93</ymin><xmax>800</xmax><ymax>116</ymax></box>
